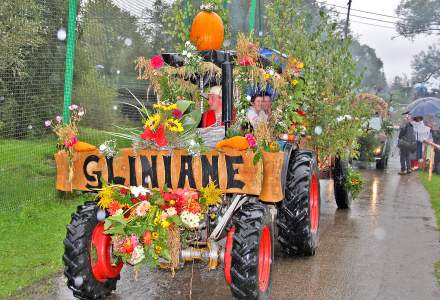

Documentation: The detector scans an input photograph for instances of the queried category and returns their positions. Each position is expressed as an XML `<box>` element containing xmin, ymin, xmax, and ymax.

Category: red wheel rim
<box><xmin>224</xmin><ymin>227</ymin><xmax>235</xmax><ymax>285</ymax></box>
<box><xmin>90</xmin><ymin>223</ymin><xmax>123</xmax><ymax>282</ymax></box>
<box><xmin>258</xmin><ymin>226</ymin><xmax>271</xmax><ymax>293</ymax></box>
<box><xmin>310</xmin><ymin>174</ymin><xmax>319</xmax><ymax>234</ymax></box>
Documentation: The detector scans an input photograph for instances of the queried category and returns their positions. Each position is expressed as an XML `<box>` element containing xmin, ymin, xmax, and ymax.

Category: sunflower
<box><xmin>153</xmin><ymin>103</ymin><xmax>177</xmax><ymax>111</ymax></box>
<box><xmin>97</xmin><ymin>186</ymin><xmax>114</xmax><ymax>208</ymax></box>
<box><xmin>145</xmin><ymin>114</ymin><xmax>161</xmax><ymax>130</ymax></box>
<box><xmin>200</xmin><ymin>182</ymin><xmax>222</xmax><ymax>206</ymax></box>
<box><xmin>165</xmin><ymin>118</ymin><xmax>184</xmax><ymax>133</ymax></box>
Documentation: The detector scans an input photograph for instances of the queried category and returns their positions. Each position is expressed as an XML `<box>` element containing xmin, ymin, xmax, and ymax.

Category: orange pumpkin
<box><xmin>190</xmin><ymin>11</ymin><xmax>224</xmax><ymax>51</ymax></box>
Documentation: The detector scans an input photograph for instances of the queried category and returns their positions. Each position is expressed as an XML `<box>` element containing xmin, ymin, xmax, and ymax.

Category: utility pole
<box><xmin>344</xmin><ymin>0</ymin><xmax>352</xmax><ymax>38</ymax></box>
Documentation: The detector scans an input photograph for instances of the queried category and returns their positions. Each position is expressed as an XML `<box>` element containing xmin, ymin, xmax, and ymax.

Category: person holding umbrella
<box><xmin>397</xmin><ymin>114</ymin><xmax>416</xmax><ymax>175</ymax></box>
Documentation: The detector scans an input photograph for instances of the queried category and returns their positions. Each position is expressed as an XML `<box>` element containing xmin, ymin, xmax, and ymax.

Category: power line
<box><xmin>317</xmin><ymin>1</ymin><xmax>400</xmax><ymax>20</ymax></box>
<box><xmin>350</xmin><ymin>20</ymin><xmax>396</xmax><ymax>30</ymax></box>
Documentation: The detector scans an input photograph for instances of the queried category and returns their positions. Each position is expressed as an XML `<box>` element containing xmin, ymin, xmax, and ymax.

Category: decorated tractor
<box><xmin>57</xmin><ymin>8</ymin><xmax>356</xmax><ymax>300</ymax></box>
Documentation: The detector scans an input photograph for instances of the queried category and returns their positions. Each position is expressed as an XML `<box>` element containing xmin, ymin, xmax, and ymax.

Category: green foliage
<box><xmin>350</xmin><ymin>40</ymin><xmax>388</xmax><ymax>93</ymax></box>
<box><xmin>264</xmin><ymin>0</ymin><xmax>370</xmax><ymax>160</ymax></box>
<box><xmin>411</xmin><ymin>44</ymin><xmax>440</xmax><ymax>84</ymax></box>
<box><xmin>345</xmin><ymin>167</ymin><xmax>363</xmax><ymax>200</ymax></box>
<box><xmin>358</xmin><ymin>131</ymin><xmax>381</xmax><ymax>162</ymax></box>
<box><xmin>396</xmin><ymin>0</ymin><xmax>440</xmax><ymax>37</ymax></box>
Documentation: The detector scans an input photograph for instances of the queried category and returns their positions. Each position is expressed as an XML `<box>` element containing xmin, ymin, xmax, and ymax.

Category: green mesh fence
<box><xmin>0</xmin><ymin>0</ymin><xmax>266</xmax><ymax>212</ymax></box>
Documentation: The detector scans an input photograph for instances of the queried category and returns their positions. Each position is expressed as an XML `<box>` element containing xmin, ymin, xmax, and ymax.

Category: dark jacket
<box><xmin>399</xmin><ymin>123</ymin><xmax>415</xmax><ymax>142</ymax></box>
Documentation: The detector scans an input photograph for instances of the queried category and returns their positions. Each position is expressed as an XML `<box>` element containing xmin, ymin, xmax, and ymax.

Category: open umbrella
<box><xmin>406</xmin><ymin>97</ymin><xmax>440</xmax><ymax>117</ymax></box>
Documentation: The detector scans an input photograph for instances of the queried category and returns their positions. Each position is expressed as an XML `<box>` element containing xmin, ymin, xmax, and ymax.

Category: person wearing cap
<box><xmin>200</xmin><ymin>86</ymin><xmax>223</xmax><ymax>128</ymax></box>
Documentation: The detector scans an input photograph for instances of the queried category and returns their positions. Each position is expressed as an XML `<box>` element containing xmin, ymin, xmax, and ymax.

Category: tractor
<box><xmin>60</xmin><ymin>48</ymin><xmax>352</xmax><ymax>300</ymax></box>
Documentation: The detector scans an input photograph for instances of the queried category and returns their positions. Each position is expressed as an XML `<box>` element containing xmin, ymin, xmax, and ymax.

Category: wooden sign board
<box><xmin>55</xmin><ymin>148</ymin><xmax>285</xmax><ymax>202</ymax></box>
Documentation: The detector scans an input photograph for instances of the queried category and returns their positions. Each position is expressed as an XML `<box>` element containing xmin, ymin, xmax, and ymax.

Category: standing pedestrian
<box><xmin>397</xmin><ymin>114</ymin><xmax>416</xmax><ymax>175</ymax></box>
<box><xmin>411</xmin><ymin>116</ymin><xmax>432</xmax><ymax>170</ymax></box>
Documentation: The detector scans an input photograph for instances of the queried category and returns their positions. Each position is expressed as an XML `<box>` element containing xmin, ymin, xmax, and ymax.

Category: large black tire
<box><xmin>230</xmin><ymin>197</ymin><xmax>274</xmax><ymax>300</ymax></box>
<box><xmin>63</xmin><ymin>202</ymin><xmax>120</xmax><ymax>299</ymax></box>
<box><xmin>376</xmin><ymin>158</ymin><xmax>386</xmax><ymax>170</ymax></box>
<box><xmin>333</xmin><ymin>158</ymin><xmax>352</xmax><ymax>209</ymax></box>
<box><xmin>277</xmin><ymin>150</ymin><xmax>320</xmax><ymax>257</ymax></box>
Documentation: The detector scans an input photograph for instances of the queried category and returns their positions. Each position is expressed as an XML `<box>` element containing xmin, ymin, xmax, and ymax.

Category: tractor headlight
<box><xmin>373</xmin><ymin>147</ymin><xmax>382</xmax><ymax>156</ymax></box>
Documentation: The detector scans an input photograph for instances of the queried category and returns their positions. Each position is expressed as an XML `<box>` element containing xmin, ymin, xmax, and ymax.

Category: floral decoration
<box><xmin>99</xmin><ymin>183</ymin><xmax>223</xmax><ymax>268</ymax></box>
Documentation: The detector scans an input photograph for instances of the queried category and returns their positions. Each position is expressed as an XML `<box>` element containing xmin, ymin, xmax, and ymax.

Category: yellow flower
<box><xmin>264</xmin><ymin>73</ymin><xmax>271</xmax><ymax>80</ymax></box>
<box><xmin>165</xmin><ymin>118</ymin><xmax>184</xmax><ymax>133</ymax></box>
<box><xmin>297</xmin><ymin>62</ymin><xmax>304</xmax><ymax>69</ymax></box>
<box><xmin>152</xmin><ymin>232</ymin><xmax>159</xmax><ymax>239</ymax></box>
<box><xmin>153</xmin><ymin>103</ymin><xmax>177</xmax><ymax>111</ymax></box>
<box><xmin>291</xmin><ymin>79</ymin><xmax>299</xmax><ymax>86</ymax></box>
<box><xmin>154</xmin><ymin>217</ymin><xmax>160</xmax><ymax>225</ymax></box>
<box><xmin>269</xmin><ymin>141</ymin><xmax>280</xmax><ymax>152</ymax></box>
<box><xmin>155</xmin><ymin>245</ymin><xmax>162</xmax><ymax>254</ymax></box>
<box><xmin>200</xmin><ymin>181</ymin><xmax>222</xmax><ymax>206</ymax></box>
<box><xmin>145</xmin><ymin>114</ymin><xmax>161</xmax><ymax>130</ymax></box>
<box><xmin>97</xmin><ymin>186</ymin><xmax>114</xmax><ymax>208</ymax></box>
<box><xmin>161</xmin><ymin>220</ymin><xmax>170</xmax><ymax>228</ymax></box>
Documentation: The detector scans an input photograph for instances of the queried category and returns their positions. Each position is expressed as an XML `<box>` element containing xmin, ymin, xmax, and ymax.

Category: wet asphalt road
<box><xmin>22</xmin><ymin>153</ymin><xmax>440</xmax><ymax>300</ymax></box>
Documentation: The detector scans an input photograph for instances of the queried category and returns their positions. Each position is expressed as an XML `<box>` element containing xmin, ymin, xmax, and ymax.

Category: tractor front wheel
<box><xmin>227</xmin><ymin>197</ymin><xmax>274</xmax><ymax>300</ymax></box>
<box><xmin>63</xmin><ymin>201</ymin><xmax>122</xmax><ymax>299</ymax></box>
<box><xmin>277</xmin><ymin>150</ymin><xmax>320</xmax><ymax>256</ymax></box>
<box><xmin>333</xmin><ymin>158</ymin><xmax>352</xmax><ymax>209</ymax></box>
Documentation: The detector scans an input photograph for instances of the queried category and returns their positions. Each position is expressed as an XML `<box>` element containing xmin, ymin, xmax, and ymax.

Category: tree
<box><xmin>74</xmin><ymin>0</ymin><xmax>147</xmax><ymax>129</ymax></box>
<box><xmin>411</xmin><ymin>44</ymin><xmax>440</xmax><ymax>83</ymax></box>
<box><xmin>350</xmin><ymin>40</ymin><xmax>387</xmax><ymax>93</ymax></box>
<box><xmin>264</xmin><ymin>0</ymin><xmax>371</xmax><ymax>160</ymax></box>
<box><xmin>389</xmin><ymin>75</ymin><xmax>414</xmax><ymax>104</ymax></box>
<box><xmin>396</xmin><ymin>0</ymin><xmax>440</xmax><ymax>37</ymax></box>
<box><xmin>0</xmin><ymin>0</ymin><xmax>68</xmax><ymax>138</ymax></box>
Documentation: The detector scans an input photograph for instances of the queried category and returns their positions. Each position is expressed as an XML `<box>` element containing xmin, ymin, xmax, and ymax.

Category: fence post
<box><xmin>249</xmin><ymin>0</ymin><xmax>257</xmax><ymax>33</ymax></box>
<box><xmin>63</xmin><ymin>0</ymin><xmax>78</xmax><ymax>123</ymax></box>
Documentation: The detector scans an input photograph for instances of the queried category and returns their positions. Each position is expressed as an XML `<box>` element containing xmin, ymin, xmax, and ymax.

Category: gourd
<box><xmin>190</xmin><ymin>11</ymin><xmax>224</xmax><ymax>51</ymax></box>
<box><xmin>216</xmin><ymin>136</ymin><xmax>249</xmax><ymax>150</ymax></box>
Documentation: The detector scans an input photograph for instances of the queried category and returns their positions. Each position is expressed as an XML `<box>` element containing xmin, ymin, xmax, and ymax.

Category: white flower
<box><xmin>129</xmin><ymin>245</ymin><xmax>145</xmax><ymax>265</ymax></box>
<box><xmin>99</xmin><ymin>144</ymin><xmax>107</xmax><ymax>152</ymax></box>
<box><xmin>246</xmin><ymin>95</ymin><xmax>252</xmax><ymax>101</ymax></box>
<box><xmin>185</xmin><ymin>41</ymin><xmax>191</xmax><ymax>46</ymax></box>
<box><xmin>187</xmin><ymin>52</ymin><xmax>192</xmax><ymax>58</ymax></box>
<box><xmin>56</xmin><ymin>116</ymin><xmax>62</xmax><ymax>123</ymax></box>
<box><xmin>336</xmin><ymin>116</ymin><xmax>344</xmax><ymax>123</ymax></box>
<box><xmin>314</xmin><ymin>126</ymin><xmax>323</xmax><ymax>135</ymax></box>
<box><xmin>182</xmin><ymin>50</ymin><xmax>188</xmax><ymax>56</ymax></box>
<box><xmin>268</xmin><ymin>69</ymin><xmax>275</xmax><ymax>76</ymax></box>
<box><xmin>114</xmin><ymin>209</ymin><xmax>124</xmax><ymax>216</ymax></box>
<box><xmin>180</xmin><ymin>211</ymin><xmax>201</xmax><ymax>228</ymax></box>
<box><xmin>344</xmin><ymin>114</ymin><xmax>352</xmax><ymax>121</ymax></box>
<box><xmin>165</xmin><ymin>207</ymin><xmax>177</xmax><ymax>217</ymax></box>
<box><xmin>130</xmin><ymin>186</ymin><xmax>151</xmax><ymax>198</ymax></box>
<box><xmin>44</xmin><ymin>120</ymin><xmax>52</xmax><ymax>127</ymax></box>
<box><xmin>78</xmin><ymin>110</ymin><xmax>85</xmax><ymax>117</ymax></box>
<box><xmin>135</xmin><ymin>201</ymin><xmax>151</xmax><ymax>217</ymax></box>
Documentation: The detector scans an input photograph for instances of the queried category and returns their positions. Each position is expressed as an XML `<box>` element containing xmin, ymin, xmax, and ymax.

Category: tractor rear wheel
<box><xmin>227</xmin><ymin>197</ymin><xmax>274</xmax><ymax>300</ymax></box>
<box><xmin>277</xmin><ymin>150</ymin><xmax>320</xmax><ymax>256</ymax></box>
<box><xmin>333</xmin><ymin>158</ymin><xmax>352</xmax><ymax>209</ymax></box>
<box><xmin>63</xmin><ymin>201</ymin><xmax>122</xmax><ymax>299</ymax></box>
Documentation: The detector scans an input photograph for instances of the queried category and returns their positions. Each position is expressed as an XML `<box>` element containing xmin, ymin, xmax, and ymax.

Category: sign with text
<box><xmin>55</xmin><ymin>148</ymin><xmax>285</xmax><ymax>201</ymax></box>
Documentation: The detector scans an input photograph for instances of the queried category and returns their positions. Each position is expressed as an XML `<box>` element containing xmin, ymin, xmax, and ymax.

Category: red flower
<box><xmin>140</xmin><ymin>124</ymin><xmax>167</xmax><ymax>147</ymax></box>
<box><xmin>297</xmin><ymin>110</ymin><xmax>306</xmax><ymax>117</ymax></box>
<box><xmin>162</xmin><ymin>192</ymin><xmax>175</xmax><ymax>201</ymax></box>
<box><xmin>131</xmin><ymin>197</ymin><xmax>141</xmax><ymax>204</ymax></box>
<box><xmin>122</xmin><ymin>239</ymin><xmax>135</xmax><ymax>254</ymax></box>
<box><xmin>183</xmin><ymin>199</ymin><xmax>201</xmax><ymax>214</ymax></box>
<box><xmin>107</xmin><ymin>201</ymin><xmax>122</xmax><ymax>215</ymax></box>
<box><xmin>172</xmin><ymin>109</ymin><xmax>183</xmax><ymax>119</ymax></box>
<box><xmin>143</xmin><ymin>231</ymin><xmax>152</xmax><ymax>246</ymax></box>
<box><xmin>239</xmin><ymin>57</ymin><xmax>254</xmax><ymax>66</ymax></box>
<box><xmin>150</xmin><ymin>55</ymin><xmax>164</xmax><ymax>69</ymax></box>
<box><xmin>120</xmin><ymin>187</ymin><xmax>129</xmax><ymax>195</ymax></box>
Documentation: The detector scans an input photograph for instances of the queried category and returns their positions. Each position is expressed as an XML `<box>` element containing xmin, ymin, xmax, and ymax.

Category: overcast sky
<box><xmin>112</xmin><ymin>0</ymin><xmax>438</xmax><ymax>85</ymax></box>
<box><xmin>322</xmin><ymin>0</ymin><xmax>439</xmax><ymax>84</ymax></box>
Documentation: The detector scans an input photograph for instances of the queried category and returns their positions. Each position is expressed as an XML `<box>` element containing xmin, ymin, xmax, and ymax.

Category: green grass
<box><xmin>418</xmin><ymin>171</ymin><xmax>440</xmax><ymax>283</ymax></box>
<box><xmin>0</xmin><ymin>127</ymin><xmax>131</xmax><ymax>297</ymax></box>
